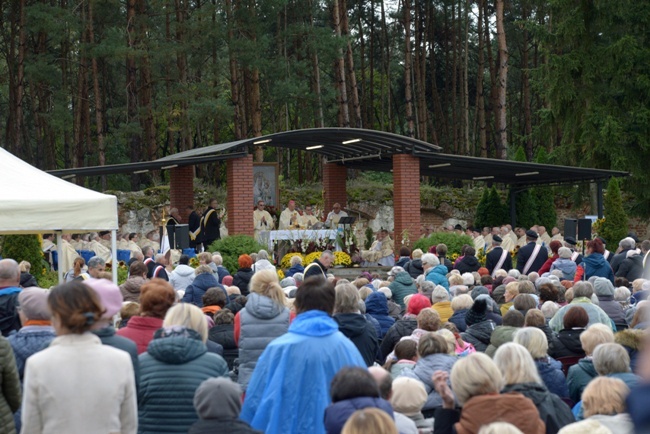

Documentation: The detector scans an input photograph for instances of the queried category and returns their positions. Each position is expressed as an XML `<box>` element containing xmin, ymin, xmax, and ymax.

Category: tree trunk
<box><xmin>15</xmin><ymin>0</ymin><xmax>26</xmax><ymax>158</ymax></box>
<box><xmin>522</xmin><ymin>3</ymin><xmax>533</xmax><ymax>160</ymax></box>
<box><xmin>225</xmin><ymin>0</ymin><xmax>243</xmax><ymax>140</ymax></box>
<box><xmin>87</xmin><ymin>0</ymin><xmax>107</xmax><ymax>189</ymax></box>
<box><xmin>175</xmin><ymin>0</ymin><xmax>191</xmax><ymax>152</ymax></box>
<box><xmin>495</xmin><ymin>0</ymin><xmax>508</xmax><ymax>159</ymax></box>
<box><xmin>476</xmin><ymin>0</ymin><xmax>487</xmax><ymax>157</ymax></box>
<box><xmin>333</xmin><ymin>0</ymin><xmax>349</xmax><ymax>127</ymax></box>
<box><xmin>340</xmin><ymin>0</ymin><xmax>361</xmax><ymax>128</ymax></box>
<box><xmin>403</xmin><ymin>0</ymin><xmax>415</xmax><ymax>138</ymax></box>
<box><xmin>126</xmin><ymin>0</ymin><xmax>141</xmax><ymax>189</ymax></box>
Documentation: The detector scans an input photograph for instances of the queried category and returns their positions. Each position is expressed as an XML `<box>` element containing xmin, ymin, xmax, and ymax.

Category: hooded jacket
<box><xmin>549</xmin><ymin>328</ymin><xmax>586</xmax><ymax>360</ymax></box>
<box><xmin>365</xmin><ymin>292</ymin><xmax>396</xmax><ymax>338</ymax></box>
<box><xmin>285</xmin><ymin>264</ymin><xmax>304</xmax><ymax>278</ymax></box>
<box><xmin>501</xmin><ymin>382</ymin><xmax>574</xmax><ymax>434</ymax></box>
<box><xmin>169</xmin><ymin>264</ymin><xmax>196</xmax><ymax>293</ymax></box>
<box><xmin>548</xmin><ymin>299</ymin><xmax>614</xmax><ymax>332</ymax></box>
<box><xmin>334</xmin><ymin>313</ymin><xmax>379</xmax><ymax>366</ymax></box>
<box><xmin>574</xmin><ymin>253</ymin><xmax>615</xmax><ymax>284</ymax></box>
<box><xmin>616</xmin><ymin>328</ymin><xmax>644</xmax><ymax>373</ymax></box>
<box><xmin>460</xmin><ymin>320</ymin><xmax>495</xmax><ymax>353</ymax></box>
<box><xmin>404</xmin><ymin>259</ymin><xmax>424</xmax><ymax>279</ymax></box>
<box><xmin>425</xmin><ymin>265</ymin><xmax>449</xmax><ymax>290</ymax></box>
<box><xmin>138</xmin><ymin>328</ymin><xmax>228</xmax><ymax>434</ymax></box>
<box><xmin>237</xmin><ymin>292</ymin><xmax>290</xmax><ymax>390</ymax></box>
<box><xmin>233</xmin><ymin>268</ymin><xmax>254</xmax><ymax>296</ymax></box>
<box><xmin>535</xmin><ymin>357</ymin><xmax>569</xmax><ymax>399</ymax></box>
<box><xmin>380</xmin><ymin>318</ymin><xmax>418</xmax><ymax>361</ymax></box>
<box><xmin>389</xmin><ymin>272</ymin><xmax>418</xmax><ymax>308</ymax></box>
<box><xmin>0</xmin><ymin>287</ymin><xmax>21</xmax><ymax>337</ymax></box>
<box><xmin>182</xmin><ymin>273</ymin><xmax>226</xmax><ymax>308</ymax></box>
<box><xmin>403</xmin><ymin>353</ymin><xmax>457</xmax><ymax>410</ymax></box>
<box><xmin>240</xmin><ymin>310</ymin><xmax>366</xmax><ymax>434</ymax></box>
<box><xmin>550</xmin><ymin>258</ymin><xmax>577</xmax><ymax>280</ymax></box>
<box><xmin>324</xmin><ymin>397</ymin><xmax>394</xmax><ymax>434</ymax></box>
<box><xmin>0</xmin><ymin>336</ymin><xmax>21</xmax><ymax>434</ymax></box>
<box><xmin>7</xmin><ymin>326</ymin><xmax>55</xmax><ymax>379</ymax></box>
<box><xmin>252</xmin><ymin>259</ymin><xmax>275</xmax><ymax>273</ymax></box>
<box><xmin>485</xmin><ymin>325</ymin><xmax>519</xmax><ymax>358</ymax></box>
<box><xmin>593</xmin><ymin>278</ymin><xmax>627</xmax><ymax>325</ymax></box>
<box><xmin>120</xmin><ymin>276</ymin><xmax>147</xmax><ymax>303</ymax></box>
<box><xmin>454</xmin><ymin>256</ymin><xmax>480</xmax><ymax>275</ymax></box>
<box><xmin>567</xmin><ymin>358</ymin><xmax>598</xmax><ymax>403</ymax></box>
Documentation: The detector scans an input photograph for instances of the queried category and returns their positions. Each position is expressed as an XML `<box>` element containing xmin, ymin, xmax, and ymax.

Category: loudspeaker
<box><xmin>174</xmin><ymin>224</ymin><xmax>189</xmax><ymax>250</ymax></box>
<box><xmin>578</xmin><ymin>219</ymin><xmax>592</xmax><ymax>241</ymax></box>
<box><xmin>564</xmin><ymin>219</ymin><xmax>577</xmax><ymax>240</ymax></box>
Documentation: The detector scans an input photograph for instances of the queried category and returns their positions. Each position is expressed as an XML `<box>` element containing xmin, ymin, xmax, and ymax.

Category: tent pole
<box><xmin>111</xmin><ymin>230</ymin><xmax>118</xmax><ymax>283</ymax></box>
<box><xmin>56</xmin><ymin>231</ymin><xmax>63</xmax><ymax>284</ymax></box>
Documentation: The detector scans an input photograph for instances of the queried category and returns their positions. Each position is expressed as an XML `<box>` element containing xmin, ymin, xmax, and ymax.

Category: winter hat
<box><xmin>222</xmin><ymin>275</ymin><xmax>233</xmax><ymax>286</ymax></box>
<box><xmin>388</xmin><ymin>266</ymin><xmax>406</xmax><ymax>277</ymax></box>
<box><xmin>471</xmin><ymin>286</ymin><xmax>489</xmax><ymax>300</ymax></box>
<box><xmin>194</xmin><ymin>377</ymin><xmax>242</xmax><ymax>420</ymax></box>
<box><xmin>17</xmin><ymin>287</ymin><xmax>51</xmax><ymax>320</ymax></box>
<box><xmin>391</xmin><ymin>377</ymin><xmax>427</xmax><ymax>417</ymax></box>
<box><xmin>378</xmin><ymin>287</ymin><xmax>392</xmax><ymax>300</ymax></box>
<box><xmin>83</xmin><ymin>278</ymin><xmax>123</xmax><ymax>319</ymax></box>
<box><xmin>464</xmin><ymin>298</ymin><xmax>488</xmax><ymax>326</ymax></box>
<box><xmin>407</xmin><ymin>294</ymin><xmax>432</xmax><ymax>316</ymax></box>
<box><xmin>477</xmin><ymin>267</ymin><xmax>490</xmax><ymax>277</ymax></box>
<box><xmin>503</xmin><ymin>276</ymin><xmax>517</xmax><ymax>286</ymax></box>
<box><xmin>558</xmin><ymin>247</ymin><xmax>572</xmax><ymax>259</ymax></box>
<box><xmin>593</xmin><ymin>277</ymin><xmax>615</xmax><ymax>297</ymax></box>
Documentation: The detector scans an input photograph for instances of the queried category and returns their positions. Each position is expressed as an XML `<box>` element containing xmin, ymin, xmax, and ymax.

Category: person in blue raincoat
<box><xmin>240</xmin><ymin>276</ymin><xmax>366</xmax><ymax>434</ymax></box>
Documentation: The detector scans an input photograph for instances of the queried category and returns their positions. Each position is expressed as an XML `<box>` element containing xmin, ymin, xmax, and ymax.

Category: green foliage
<box><xmin>38</xmin><ymin>271</ymin><xmax>60</xmax><ymax>289</ymax></box>
<box><xmin>514</xmin><ymin>190</ymin><xmax>539</xmax><ymax>229</ymax></box>
<box><xmin>533</xmin><ymin>149</ymin><xmax>557</xmax><ymax>229</ymax></box>
<box><xmin>413</xmin><ymin>233</ymin><xmax>474</xmax><ymax>257</ymax></box>
<box><xmin>364</xmin><ymin>227</ymin><xmax>374</xmax><ymax>250</ymax></box>
<box><xmin>485</xmin><ymin>187</ymin><xmax>507</xmax><ymax>227</ymax></box>
<box><xmin>512</xmin><ymin>146</ymin><xmax>528</xmax><ymax>162</ymax></box>
<box><xmin>600</xmin><ymin>178</ymin><xmax>628</xmax><ymax>245</ymax></box>
<box><xmin>474</xmin><ymin>188</ymin><xmax>490</xmax><ymax>229</ymax></box>
<box><xmin>1</xmin><ymin>235</ymin><xmax>47</xmax><ymax>282</ymax></box>
<box><xmin>208</xmin><ymin>235</ymin><xmax>267</xmax><ymax>274</ymax></box>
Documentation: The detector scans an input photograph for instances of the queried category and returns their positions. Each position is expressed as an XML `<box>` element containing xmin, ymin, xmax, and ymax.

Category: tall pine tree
<box><xmin>486</xmin><ymin>186</ymin><xmax>506</xmax><ymax>226</ymax></box>
<box><xmin>600</xmin><ymin>177</ymin><xmax>628</xmax><ymax>245</ymax></box>
<box><xmin>510</xmin><ymin>147</ymin><xmax>538</xmax><ymax>228</ymax></box>
<box><xmin>534</xmin><ymin>148</ymin><xmax>557</xmax><ymax>229</ymax></box>
<box><xmin>474</xmin><ymin>188</ymin><xmax>490</xmax><ymax>229</ymax></box>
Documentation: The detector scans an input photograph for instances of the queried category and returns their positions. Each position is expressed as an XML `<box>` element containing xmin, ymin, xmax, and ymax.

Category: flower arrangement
<box><xmin>277</xmin><ymin>269</ymin><xmax>285</xmax><ymax>280</ymax></box>
<box><xmin>333</xmin><ymin>251</ymin><xmax>352</xmax><ymax>267</ymax></box>
<box><xmin>476</xmin><ymin>248</ymin><xmax>487</xmax><ymax>267</ymax></box>
<box><xmin>189</xmin><ymin>257</ymin><xmax>200</xmax><ymax>268</ymax></box>
<box><xmin>280</xmin><ymin>252</ymin><xmax>304</xmax><ymax>269</ymax></box>
<box><xmin>305</xmin><ymin>251</ymin><xmax>322</xmax><ymax>265</ymax></box>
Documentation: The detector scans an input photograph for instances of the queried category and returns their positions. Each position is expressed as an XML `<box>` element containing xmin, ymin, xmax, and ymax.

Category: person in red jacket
<box><xmin>117</xmin><ymin>279</ymin><xmax>176</xmax><ymax>354</ymax></box>
<box><xmin>538</xmin><ymin>240</ymin><xmax>563</xmax><ymax>275</ymax></box>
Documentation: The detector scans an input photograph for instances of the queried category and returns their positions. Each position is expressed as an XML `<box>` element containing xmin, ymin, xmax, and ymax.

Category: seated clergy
<box><xmin>279</xmin><ymin>200</ymin><xmax>301</xmax><ymax>230</ymax></box>
<box><xmin>360</xmin><ymin>230</ymin><xmax>395</xmax><ymax>267</ymax></box>
<box><xmin>299</xmin><ymin>205</ymin><xmax>319</xmax><ymax>229</ymax></box>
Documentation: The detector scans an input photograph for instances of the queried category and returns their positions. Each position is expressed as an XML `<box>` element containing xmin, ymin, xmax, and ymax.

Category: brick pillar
<box><xmin>226</xmin><ymin>155</ymin><xmax>254</xmax><ymax>236</ymax></box>
<box><xmin>393</xmin><ymin>154</ymin><xmax>421</xmax><ymax>250</ymax></box>
<box><xmin>323</xmin><ymin>163</ymin><xmax>348</xmax><ymax>214</ymax></box>
<box><xmin>170</xmin><ymin>166</ymin><xmax>195</xmax><ymax>222</ymax></box>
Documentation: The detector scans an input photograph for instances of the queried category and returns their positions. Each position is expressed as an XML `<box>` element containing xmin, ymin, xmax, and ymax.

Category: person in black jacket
<box><xmin>485</xmin><ymin>236</ymin><xmax>513</xmax><ymax>276</ymax></box>
<box><xmin>454</xmin><ymin>246</ymin><xmax>481</xmax><ymax>274</ymax></box>
<box><xmin>187</xmin><ymin>205</ymin><xmax>202</xmax><ymax>252</ymax></box>
<box><xmin>333</xmin><ymin>284</ymin><xmax>379</xmax><ymax>366</ymax></box>
<box><xmin>516</xmin><ymin>230</ymin><xmax>549</xmax><ymax>275</ymax></box>
<box><xmin>0</xmin><ymin>259</ymin><xmax>22</xmax><ymax>337</ymax></box>
<box><xmin>232</xmin><ymin>255</ymin><xmax>254</xmax><ymax>296</ymax></box>
<box><xmin>190</xmin><ymin>378</ymin><xmax>261</xmax><ymax>434</ymax></box>
<box><xmin>209</xmin><ymin>309</ymin><xmax>238</xmax><ymax>371</ymax></box>
<box><xmin>548</xmin><ymin>305</ymin><xmax>588</xmax><ymax>360</ymax></box>
<box><xmin>611</xmin><ymin>237</ymin><xmax>636</xmax><ymax>275</ymax></box>
<box><xmin>202</xmin><ymin>198</ymin><xmax>222</xmax><ymax>248</ymax></box>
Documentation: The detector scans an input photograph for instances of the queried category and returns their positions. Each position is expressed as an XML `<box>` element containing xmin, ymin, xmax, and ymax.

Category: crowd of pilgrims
<box><xmin>2</xmin><ymin>231</ymin><xmax>650</xmax><ymax>434</ymax></box>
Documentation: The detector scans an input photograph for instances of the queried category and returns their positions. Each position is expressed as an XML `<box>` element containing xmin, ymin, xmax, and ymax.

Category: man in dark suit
<box><xmin>486</xmin><ymin>235</ymin><xmax>513</xmax><ymax>276</ymax></box>
<box><xmin>611</xmin><ymin>236</ymin><xmax>636</xmax><ymax>274</ymax></box>
<box><xmin>187</xmin><ymin>205</ymin><xmax>202</xmax><ymax>252</ymax></box>
<box><xmin>516</xmin><ymin>230</ymin><xmax>548</xmax><ymax>275</ymax></box>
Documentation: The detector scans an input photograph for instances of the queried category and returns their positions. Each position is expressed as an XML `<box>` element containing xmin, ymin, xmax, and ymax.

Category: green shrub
<box><xmin>600</xmin><ymin>178</ymin><xmax>628</xmax><ymax>246</ymax></box>
<box><xmin>486</xmin><ymin>186</ymin><xmax>507</xmax><ymax>226</ymax></box>
<box><xmin>1</xmin><ymin>235</ymin><xmax>48</xmax><ymax>284</ymax></box>
<box><xmin>208</xmin><ymin>235</ymin><xmax>268</xmax><ymax>274</ymax></box>
<box><xmin>413</xmin><ymin>232</ymin><xmax>474</xmax><ymax>256</ymax></box>
<box><xmin>474</xmin><ymin>188</ymin><xmax>490</xmax><ymax>229</ymax></box>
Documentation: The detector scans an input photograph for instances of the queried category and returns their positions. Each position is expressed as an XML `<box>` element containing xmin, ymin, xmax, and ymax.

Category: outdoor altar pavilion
<box><xmin>49</xmin><ymin>128</ymin><xmax>627</xmax><ymax>246</ymax></box>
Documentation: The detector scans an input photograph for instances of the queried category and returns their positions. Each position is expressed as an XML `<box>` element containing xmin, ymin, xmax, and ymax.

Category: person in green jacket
<box><xmin>0</xmin><ymin>336</ymin><xmax>20</xmax><ymax>434</ymax></box>
<box><xmin>388</xmin><ymin>268</ymin><xmax>418</xmax><ymax>309</ymax></box>
<box><xmin>567</xmin><ymin>323</ymin><xmax>615</xmax><ymax>403</ymax></box>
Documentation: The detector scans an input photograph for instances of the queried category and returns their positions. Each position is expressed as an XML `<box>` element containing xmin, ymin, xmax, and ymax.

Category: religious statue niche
<box><xmin>253</xmin><ymin>163</ymin><xmax>280</xmax><ymax>208</ymax></box>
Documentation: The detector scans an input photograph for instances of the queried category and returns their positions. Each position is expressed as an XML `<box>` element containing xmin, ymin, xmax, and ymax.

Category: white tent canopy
<box><xmin>0</xmin><ymin>147</ymin><xmax>118</xmax><ymax>282</ymax></box>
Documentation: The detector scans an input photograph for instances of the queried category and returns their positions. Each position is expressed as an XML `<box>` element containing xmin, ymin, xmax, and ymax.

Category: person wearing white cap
<box><xmin>390</xmin><ymin>377</ymin><xmax>432</xmax><ymax>433</ymax></box>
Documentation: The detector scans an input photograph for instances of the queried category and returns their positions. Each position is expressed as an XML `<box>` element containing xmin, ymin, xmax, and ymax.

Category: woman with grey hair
<box><xmin>592</xmin><ymin>343</ymin><xmax>640</xmax><ymax>389</ymax></box>
<box><xmin>333</xmin><ymin>283</ymin><xmax>379</xmax><ymax>367</ymax></box>
<box><xmin>494</xmin><ymin>343</ymin><xmax>575</xmax><ymax>433</ymax></box>
<box><xmin>251</xmin><ymin>250</ymin><xmax>275</xmax><ymax>273</ymax></box>
<box><xmin>431</xmin><ymin>286</ymin><xmax>452</xmax><ymax>322</ymax></box>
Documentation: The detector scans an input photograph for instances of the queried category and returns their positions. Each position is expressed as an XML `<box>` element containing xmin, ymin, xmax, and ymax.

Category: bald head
<box><xmin>0</xmin><ymin>259</ymin><xmax>20</xmax><ymax>286</ymax></box>
<box><xmin>368</xmin><ymin>366</ymin><xmax>392</xmax><ymax>400</ymax></box>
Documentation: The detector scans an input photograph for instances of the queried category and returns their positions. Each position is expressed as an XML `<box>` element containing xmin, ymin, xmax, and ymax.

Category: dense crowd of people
<box><xmin>2</xmin><ymin>227</ymin><xmax>650</xmax><ymax>434</ymax></box>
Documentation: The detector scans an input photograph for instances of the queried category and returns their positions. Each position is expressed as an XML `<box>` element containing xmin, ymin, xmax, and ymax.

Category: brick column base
<box><xmin>393</xmin><ymin>154</ymin><xmax>421</xmax><ymax>250</ymax></box>
<box><xmin>170</xmin><ymin>166</ymin><xmax>195</xmax><ymax>222</ymax></box>
<box><xmin>323</xmin><ymin>163</ymin><xmax>348</xmax><ymax>214</ymax></box>
<box><xmin>226</xmin><ymin>155</ymin><xmax>254</xmax><ymax>237</ymax></box>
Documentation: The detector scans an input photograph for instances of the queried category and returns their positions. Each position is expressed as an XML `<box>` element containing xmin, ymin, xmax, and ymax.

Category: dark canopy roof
<box><xmin>48</xmin><ymin>128</ymin><xmax>627</xmax><ymax>187</ymax></box>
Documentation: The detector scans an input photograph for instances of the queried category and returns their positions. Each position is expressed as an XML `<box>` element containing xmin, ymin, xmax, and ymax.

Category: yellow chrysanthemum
<box><xmin>280</xmin><ymin>253</ymin><xmax>305</xmax><ymax>269</ymax></box>
<box><xmin>305</xmin><ymin>251</ymin><xmax>322</xmax><ymax>265</ymax></box>
<box><xmin>277</xmin><ymin>269</ymin><xmax>285</xmax><ymax>279</ymax></box>
<box><xmin>333</xmin><ymin>251</ymin><xmax>352</xmax><ymax>267</ymax></box>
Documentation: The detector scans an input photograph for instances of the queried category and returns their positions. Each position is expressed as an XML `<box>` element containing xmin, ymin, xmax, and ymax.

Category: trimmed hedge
<box><xmin>208</xmin><ymin>235</ymin><xmax>268</xmax><ymax>274</ymax></box>
<box><xmin>1</xmin><ymin>235</ymin><xmax>48</xmax><ymax>284</ymax></box>
<box><xmin>413</xmin><ymin>232</ymin><xmax>474</xmax><ymax>256</ymax></box>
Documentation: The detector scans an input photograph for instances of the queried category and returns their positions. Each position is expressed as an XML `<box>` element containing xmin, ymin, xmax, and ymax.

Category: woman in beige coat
<box><xmin>21</xmin><ymin>281</ymin><xmax>137</xmax><ymax>434</ymax></box>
